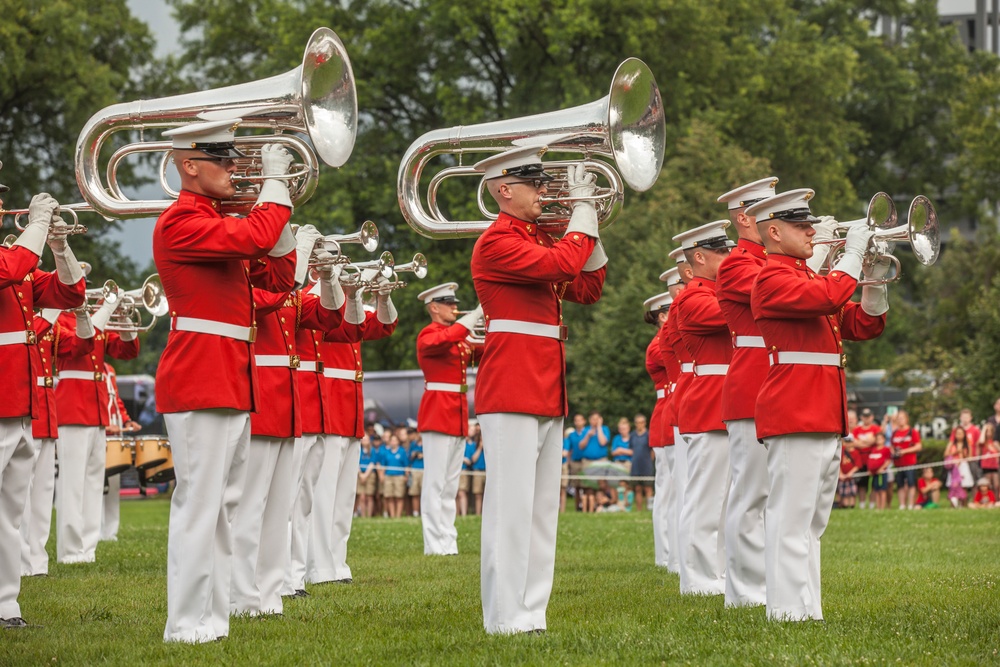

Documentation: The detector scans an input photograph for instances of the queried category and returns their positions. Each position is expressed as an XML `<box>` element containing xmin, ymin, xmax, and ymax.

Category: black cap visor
<box><xmin>691</xmin><ymin>236</ymin><xmax>736</xmax><ymax>251</ymax></box>
<box><xmin>501</xmin><ymin>162</ymin><xmax>555</xmax><ymax>182</ymax></box>
<box><xmin>195</xmin><ymin>141</ymin><xmax>247</xmax><ymax>159</ymax></box>
<box><xmin>431</xmin><ymin>296</ymin><xmax>460</xmax><ymax>305</ymax></box>
<box><xmin>759</xmin><ymin>208</ymin><xmax>820</xmax><ymax>224</ymax></box>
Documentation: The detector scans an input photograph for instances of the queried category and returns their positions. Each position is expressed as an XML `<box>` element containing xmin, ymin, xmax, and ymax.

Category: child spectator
<box><xmin>408</xmin><ymin>431</ymin><xmax>424</xmax><ymax>518</ymax></box>
<box><xmin>945</xmin><ymin>437</ymin><xmax>974</xmax><ymax>508</ymax></box>
<box><xmin>978</xmin><ymin>423</ymin><xmax>999</xmax><ymax>499</ymax></box>
<box><xmin>594</xmin><ymin>479</ymin><xmax>618</xmax><ymax>512</ymax></box>
<box><xmin>469</xmin><ymin>437</ymin><xmax>486</xmax><ymax>516</ymax></box>
<box><xmin>458</xmin><ymin>429</ymin><xmax>478</xmax><ymax>517</ymax></box>
<box><xmin>837</xmin><ymin>447</ymin><xmax>859</xmax><ymax>508</ymax></box>
<box><xmin>950</xmin><ymin>409</ymin><xmax>982</xmax><ymax>478</ymax></box>
<box><xmin>866</xmin><ymin>432</ymin><xmax>893</xmax><ymax>510</ymax></box>
<box><xmin>357</xmin><ymin>436</ymin><xmax>377</xmax><ymax>518</ymax></box>
<box><xmin>890</xmin><ymin>410</ymin><xmax>922</xmax><ymax>510</ymax></box>
<box><xmin>852</xmin><ymin>408</ymin><xmax>881</xmax><ymax>509</ymax></box>
<box><xmin>379</xmin><ymin>434</ymin><xmax>408</xmax><ymax>518</ymax></box>
<box><xmin>970</xmin><ymin>478</ymin><xmax>996</xmax><ymax>508</ymax></box>
<box><xmin>610</xmin><ymin>417</ymin><xmax>634</xmax><ymax>464</ymax></box>
<box><xmin>915</xmin><ymin>467</ymin><xmax>942</xmax><ymax>509</ymax></box>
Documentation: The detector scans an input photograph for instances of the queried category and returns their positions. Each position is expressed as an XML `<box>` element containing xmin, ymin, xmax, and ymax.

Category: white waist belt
<box><xmin>297</xmin><ymin>361</ymin><xmax>320</xmax><ymax>372</ymax></box>
<box><xmin>37</xmin><ymin>376</ymin><xmax>54</xmax><ymax>387</ymax></box>
<box><xmin>487</xmin><ymin>319</ymin><xmax>567</xmax><ymax>341</ymax></box>
<box><xmin>0</xmin><ymin>330</ymin><xmax>34</xmax><ymax>346</ymax></box>
<box><xmin>734</xmin><ymin>336</ymin><xmax>765</xmax><ymax>348</ymax></box>
<box><xmin>173</xmin><ymin>317</ymin><xmax>254</xmax><ymax>342</ymax></box>
<box><xmin>324</xmin><ymin>367</ymin><xmax>364</xmax><ymax>382</ymax></box>
<box><xmin>769</xmin><ymin>351</ymin><xmax>844</xmax><ymax>367</ymax></box>
<box><xmin>656</xmin><ymin>388</ymin><xmax>665</xmax><ymax>399</ymax></box>
<box><xmin>694</xmin><ymin>364</ymin><xmax>729</xmax><ymax>376</ymax></box>
<box><xmin>59</xmin><ymin>370</ymin><xmax>102</xmax><ymax>382</ymax></box>
<box><xmin>255</xmin><ymin>354</ymin><xmax>300</xmax><ymax>368</ymax></box>
<box><xmin>426</xmin><ymin>382</ymin><xmax>468</xmax><ymax>394</ymax></box>
<box><xmin>680</xmin><ymin>363</ymin><xmax>694</xmax><ymax>374</ymax></box>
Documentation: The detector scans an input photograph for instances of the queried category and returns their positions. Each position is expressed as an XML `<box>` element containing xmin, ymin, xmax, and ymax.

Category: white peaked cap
<box><xmin>162</xmin><ymin>118</ymin><xmax>243</xmax><ymax>154</ymax></box>
<box><xmin>659</xmin><ymin>267</ymin><xmax>682</xmax><ymax>285</ymax></box>
<box><xmin>717</xmin><ymin>176</ymin><xmax>779</xmax><ymax>210</ymax></box>
<box><xmin>746</xmin><ymin>188</ymin><xmax>819</xmax><ymax>223</ymax></box>
<box><xmin>417</xmin><ymin>282</ymin><xmax>459</xmax><ymax>304</ymax></box>
<box><xmin>671</xmin><ymin>220</ymin><xmax>734</xmax><ymax>251</ymax></box>
<box><xmin>473</xmin><ymin>144</ymin><xmax>553</xmax><ymax>181</ymax></box>
<box><xmin>644</xmin><ymin>292</ymin><xmax>673</xmax><ymax>312</ymax></box>
<box><xmin>668</xmin><ymin>247</ymin><xmax>688</xmax><ymax>265</ymax></box>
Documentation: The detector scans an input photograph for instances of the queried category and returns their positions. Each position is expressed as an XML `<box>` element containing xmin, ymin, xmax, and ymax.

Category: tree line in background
<box><xmin>3</xmin><ymin>0</ymin><xmax>1000</xmax><ymax>424</ymax></box>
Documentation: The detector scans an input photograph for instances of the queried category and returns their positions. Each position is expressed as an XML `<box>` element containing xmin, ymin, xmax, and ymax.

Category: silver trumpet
<box><xmin>1</xmin><ymin>204</ymin><xmax>90</xmax><ymax>237</ymax></box>
<box><xmin>79</xmin><ymin>274</ymin><xmax>167</xmax><ymax>332</ymax></box>
<box><xmin>372</xmin><ymin>253</ymin><xmax>428</xmax><ymax>291</ymax></box>
<box><xmin>456</xmin><ymin>309</ymin><xmax>486</xmax><ymax>345</ymax></box>
<box><xmin>307</xmin><ymin>220</ymin><xmax>380</xmax><ymax>268</ymax></box>
<box><xmin>340</xmin><ymin>251</ymin><xmax>395</xmax><ymax>288</ymax></box>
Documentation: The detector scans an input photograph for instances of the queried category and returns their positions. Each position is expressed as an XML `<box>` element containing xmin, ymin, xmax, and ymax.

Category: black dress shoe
<box><xmin>1</xmin><ymin>617</ymin><xmax>29</xmax><ymax>629</ymax></box>
<box><xmin>334</xmin><ymin>578</ymin><xmax>353</xmax><ymax>584</ymax></box>
<box><xmin>295</xmin><ymin>589</ymin><xmax>310</xmax><ymax>598</ymax></box>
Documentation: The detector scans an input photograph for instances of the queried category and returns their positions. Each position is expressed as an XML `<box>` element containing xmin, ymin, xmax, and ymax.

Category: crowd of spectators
<box><xmin>836</xmin><ymin>403</ymin><xmax>1000</xmax><ymax>511</ymax></box>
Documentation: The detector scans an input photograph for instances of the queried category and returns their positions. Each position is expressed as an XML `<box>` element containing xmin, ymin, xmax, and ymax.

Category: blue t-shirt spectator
<box><xmin>579</xmin><ymin>425</ymin><xmax>611</xmax><ymax>461</ymax></box>
<box><xmin>463</xmin><ymin>441</ymin><xmax>476</xmax><ymax>470</ymax></box>
<box><xmin>359</xmin><ymin>446</ymin><xmax>375</xmax><ymax>473</ymax></box>
<box><xmin>380</xmin><ymin>445</ymin><xmax>408</xmax><ymax>476</ymax></box>
<box><xmin>409</xmin><ymin>440</ymin><xmax>424</xmax><ymax>470</ymax></box>
<box><xmin>562</xmin><ymin>437</ymin><xmax>570</xmax><ymax>464</ymax></box>
<box><xmin>610</xmin><ymin>433</ymin><xmax>633</xmax><ymax>463</ymax></box>
<box><xmin>470</xmin><ymin>442</ymin><xmax>486</xmax><ymax>472</ymax></box>
<box><xmin>566</xmin><ymin>427</ymin><xmax>587</xmax><ymax>462</ymax></box>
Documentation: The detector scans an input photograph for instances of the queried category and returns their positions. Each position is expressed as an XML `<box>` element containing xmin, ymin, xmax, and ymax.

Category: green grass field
<box><xmin>3</xmin><ymin>500</ymin><xmax>997</xmax><ymax>666</ymax></box>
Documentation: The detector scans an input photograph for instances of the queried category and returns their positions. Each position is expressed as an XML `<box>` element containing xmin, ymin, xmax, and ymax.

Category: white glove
<box><xmin>76</xmin><ymin>310</ymin><xmax>95</xmax><ymax>339</ymax></box>
<box><xmin>583</xmin><ymin>239</ymin><xmax>608</xmax><ymax>271</ymax></box>
<box><xmin>48</xmin><ymin>217</ymin><xmax>85</xmax><ymax>285</ymax></box>
<box><xmin>292</xmin><ymin>224</ymin><xmax>323</xmax><ymax>286</ymax></box>
<box><xmin>90</xmin><ymin>298</ymin><xmax>120</xmax><ymax>332</ymax></box>
<box><xmin>861</xmin><ymin>284</ymin><xmax>889</xmax><ymax>316</ymax></box>
<box><xmin>13</xmin><ymin>193</ymin><xmax>57</xmax><ymax>257</ymax></box>
<box><xmin>255</xmin><ymin>144</ymin><xmax>294</xmax><ymax>209</ymax></box>
<box><xmin>344</xmin><ymin>289</ymin><xmax>366</xmax><ymax>325</ymax></box>
<box><xmin>863</xmin><ymin>247</ymin><xmax>894</xmax><ymax>283</ymax></box>
<box><xmin>812</xmin><ymin>216</ymin><xmax>839</xmax><ymax>243</ymax></box>
<box><xmin>268</xmin><ymin>223</ymin><xmax>296</xmax><ymax>258</ymax></box>
<box><xmin>374</xmin><ymin>275</ymin><xmax>397</xmax><ymax>324</ymax></box>
<box><xmin>832</xmin><ymin>225</ymin><xmax>873</xmax><ymax>281</ymax></box>
<box><xmin>564</xmin><ymin>164</ymin><xmax>599</xmax><ymax>239</ymax></box>
<box><xmin>320</xmin><ymin>263</ymin><xmax>346</xmax><ymax>311</ymax></box>
<box><xmin>40</xmin><ymin>308</ymin><xmax>61</xmax><ymax>325</ymax></box>
<box><xmin>456</xmin><ymin>304</ymin><xmax>483</xmax><ymax>332</ymax></box>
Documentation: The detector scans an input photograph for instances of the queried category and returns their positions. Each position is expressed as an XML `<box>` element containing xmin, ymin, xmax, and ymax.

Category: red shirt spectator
<box><xmin>866</xmin><ymin>445</ymin><xmax>892</xmax><ymax>475</ymax></box>
<box><xmin>852</xmin><ymin>413</ymin><xmax>881</xmax><ymax>467</ymax></box>
<box><xmin>972</xmin><ymin>487</ymin><xmax>996</xmax><ymax>506</ymax></box>
<box><xmin>949</xmin><ymin>409</ymin><xmax>981</xmax><ymax>456</ymax></box>
<box><xmin>891</xmin><ymin>426</ymin><xmax>921</xmax><ymax>468</ymax></box>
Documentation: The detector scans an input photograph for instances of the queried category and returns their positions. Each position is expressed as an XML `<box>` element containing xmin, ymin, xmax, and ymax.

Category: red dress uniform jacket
<box><xmin>250</xmin><ymin>289</ymin><xmax>344</xmax><ymax>439</ymax></box>
<box><xmin>717</xmin><ymin>239</ymin><xmax>769</xmax><ymax>423</ymax></box>
<box><xmin>751</xmin><ymin>253</ymin><xmax>886</xmax><ymax>439</ymax></box>
<box><xmin>0</xmin><ymin>254</ymin><xmax>85</xmax><ymax>420</ymax></box>
<box><xmin>295</xmin><ymin>291</ymin><xmax>344</xmax><ymax>435</ymax></box>
<box><xmin>32</xmin><ymin>315</ymin><xmax>60</xmax><ymax>439</ymax></box>
<box><xmin>55</xmin><ymin>311</ymin><xmax>139</xmax><ymax>427</ymax></box>
<box><xmin>660</xmin><ymin>307</ymin><xmax>689</xmax><ymax>444</ymax></box>
<box><xmin>416</xmin><ymin>322</ymin><xmax>482</xmax><ymax>437</ymax></box>
<box><xmin>645</xmin><ymin>333</ymin><xmax>668</xmax><ymax>448</ymax></box>
<box><xmin>322</xmin><ymin>310</ymin><xmax>396</xmax><ymax>439</ymax></box>
<box><xmin>470</xmin><ymin>212</ymin><xmax>606</xmax><ymax>417</ymax></box>
<box><xmin>673</xmin><ymin>277</ymin><xmax>731</xmax><ymax>434</ymax></box>
<box><xmin>152</xmin><ymin>190</ymin><xmax>295</xmax><ymax>414</ymax></box>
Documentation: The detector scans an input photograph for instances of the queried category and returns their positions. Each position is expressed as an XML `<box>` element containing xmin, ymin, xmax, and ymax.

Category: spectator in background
<box><xmin>970</xmin><ymin>478</ymin><xmax>996</xmax><ymax>508</ymax></box>
<box><xmin>560</xmin><ymin>431</ymin><xmax>571</xmax><ymax>513</ymax></box>
<box><xmin>890</xmin><ymin>410</ymin><xmax>922</xmax><ymax>510</ymax></box>
<box><xmin>610</xmin><ymin>418</ymin><xmax>634</xmax><ymax>465</ymax></box>
<box><xmin>469</xmin><ymin>437</ymin><xmax>486</xmax><ymax>516</ymax></box>
<box><xmin>945</xmin><ymin>434</ymin><xmax>974</xmax><ymax>508</ymax></box>
<box><xmin>357</xmin><ymin>436</ymin><xmax>377</xmax><ymax>518</ymax></box>
<box><xmin>458</xmin><ymin>423</ymin><xmax>480</xmax><ymax>516</ymax></box>
<box><xmin>949</xmin><ymin>409</ymin><xmax>982</xmax><ymax>478</ymax></box>
<box><xmin>630</xmin><ymin>414</ymin><xmax>652</xmax><ymax>512</ymax></box>
<box><xmin>916</xmin><ymin>467</ymin><xmax>942</xmax><ymax>509</ymax></box>
<box><xmin>881</xmin><ymin>411</ymin><xmax>895</xmax><ymax>439</ymax></box>
<box><xmin>837</xmin><ymin>448</ymin><xmax>859</xmax><ymax>509</ymax></box>
<box><xmin>977</xmin><ymin>423</ymin><xmax>999</xmax><ymax>499</ymax></box>
<box><xmin>408</xmin><ymin>431</ymin><xmax>424</xmax><ymax>518</ymax></box>
<box><xmin>852</xmin><ymin>408</ymin><xmax>881</xmax><ymax>509</ymax></box>
<box><xmin>379</xmin><ymin>434</ymin><xmax>408</xmax><ymax>518</ymax></box>
<box><xmin>985</xmin><ymin>398</ymin><xmax>1000</xmax><ymax>448</ymax></box>
<box><xmin>565</xmin><ymin>414</ymin><xmax>587</xmax><ymax>511</ymax></box>
<box><xmin>866</xmin><ymin>433</ymin><xmax>893</xmax><ymax>510</ymax></box>
<box><xmin>577</xmin><ymin>411</ymin><xmax>611</xmax><ymax>513</ymax></box>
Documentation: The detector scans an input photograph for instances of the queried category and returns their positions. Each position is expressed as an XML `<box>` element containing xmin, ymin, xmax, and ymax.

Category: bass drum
<box><xmin>134</xmin><ymin>436</ymin><xmax>169</xmax><ymax>470</ymax></box>
<box><xmin>142</xmin><ymin>441</ymin><xmax>174</xmax><ymax>484</ymax></box>
<box><xmin>105</xmin><ymin>437</ymin><xmax>134</xmax><ymax>476</ymax></box>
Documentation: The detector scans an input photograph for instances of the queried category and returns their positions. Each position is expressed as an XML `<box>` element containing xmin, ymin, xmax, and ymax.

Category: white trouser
<box><xmin>479</xmin><ymin>412</ymin><xmax>563</xmax><ymax>634</ymax></box>
<box><xmin>284</xmin><ymin>433</ymin><xmax>325</xmax><ymax>594</ymax></box>
<box><xmin>163</xmin><ymin>409</ymin><xmax>250</xmax><ymax>644</ymax></box>
<box><xmin>100</xmin><ymin>474</ymin><xmax>121</xmax><ymax>542</ymax></box>
<box><xmin>420</xmin><ymin>431</ymin><xmax>465</xmax><ymax>555</ymax></box>
<box><xmin>1</xmin><ymin>417</ymin><xmax>36</xmax><ymax>619</ymax></box>
<box><xmin>307</xmin><ymin>435</ymin><xmax>359</xmax><ymax>583</ymax></box>
<box><xmin>56</xmin><ymin>425</ymin><xmax>106</xmax><ymax>564</ymax></box>
<box><xmin>678</xmin><ymin>430</ymin><xmax>730</xmax><ymax>595</ymax></box>
<box><xmin>21</xmin><ymin>437</ymin><xmax>55</xmax><ymax>576</ymax></box>
<box><xmin>724</xmin><ymin>419</ymin><xmax>768</xmax><ymax>607</ymax></box>
<box><xmin>671</xmin><ymin>426</ymin><xmax>689</xmax><ymax>575</ymax></box>
<box><xmin>232</xmin><ymin>436</ymin><xmax>295</xmax><ymax>616</ymax></box>
<box><xmin>763</xmin><ymin>434</ymin><xmax>840</xmax><ymax>621</ymax></box>
<box><xmin>652</xmin><ymin>447</ymin><xmax>674</xmax><ymax>570</ymax></box>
